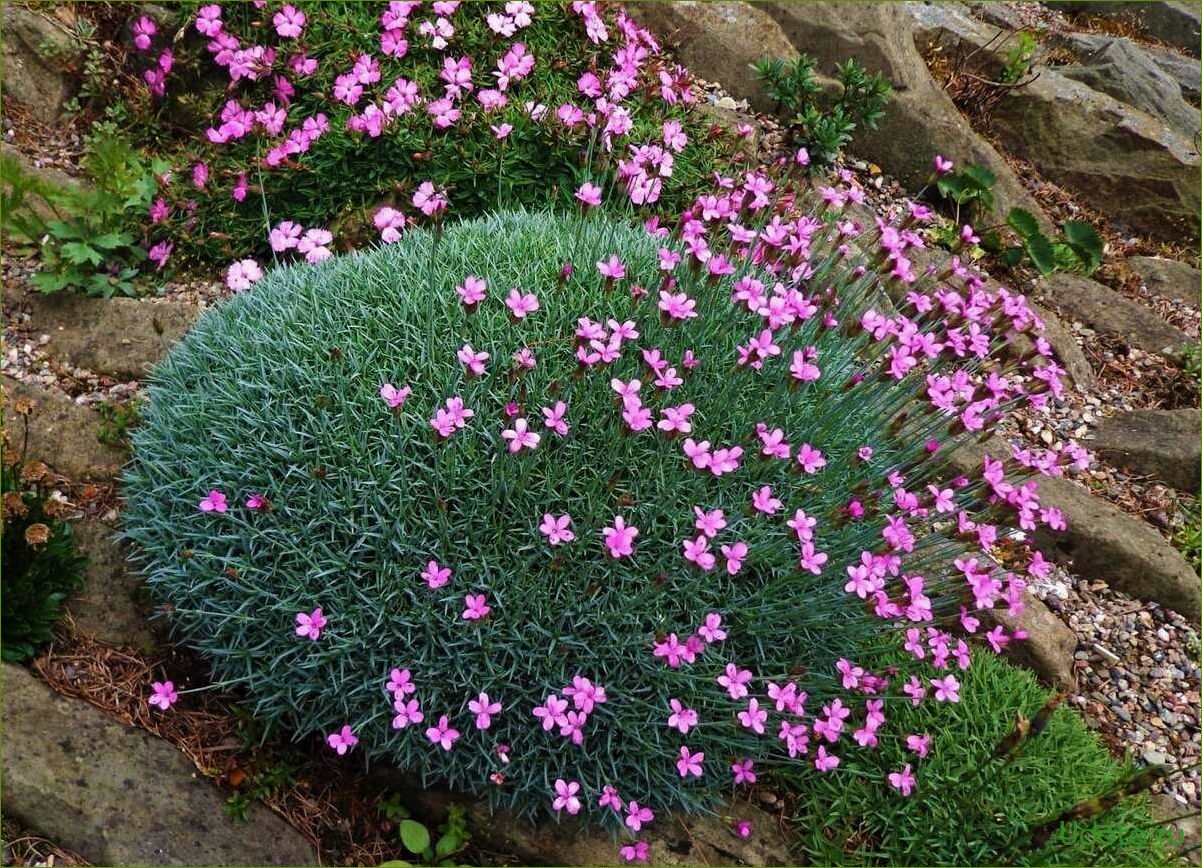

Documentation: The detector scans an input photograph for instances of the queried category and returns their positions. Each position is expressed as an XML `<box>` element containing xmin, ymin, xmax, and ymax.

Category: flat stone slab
<box><xmin>1128</xmin><ymin>256</ymin><xmax>1201</xmax><ymax>308</ymax></box>
<box><xmin>1040</xmin><ymin>272</ymin><xmax>1193</xmax><ymax>359</ymax></box>
<box><xmin>1093</xmin><ymin>408</ymin><xmax>1200</xmax><ymax>493</ymax></box>
<box><xmin>982</xmin><ymin>593</ymin><xmax>1079</xmax><ymax>690</ymax></box>
<box><xmin>1</xmin><ymin>664</ymin><xmax>317</xmax><ymax>867</ymax></box>
<box><xmin>1</xmin><ymin>378</ymin><xmax>126</xmax><ymax>481</ymax></box>
<box><xmin>8</xmin><ymin>288</ymin><xmax>199</xmax><ymax>381</ymax></box>
<box><xmin>67</xmin><ymin>520</ymin><xmax>157</xmax><ymax>650</ymax></box>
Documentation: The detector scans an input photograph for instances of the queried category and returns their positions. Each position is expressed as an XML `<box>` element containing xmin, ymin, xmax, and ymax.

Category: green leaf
<box><xmin>378</xmin><ymin>861</ymin><xmax>413</xmax><ymax>867</ymax></box>
<box><xmin>1005</xmin><ymin>208</ymin><xmax>1040</xmax><ymax>239</ymax></box>
<box><xmin>60</xmin><ymin>241</ymin><xmax>102</xmax><ymax>266</ymax></box>
<box><xmin>434</xmin><ymin>832</ymin><xmax>464</xmax><ymax>860</ymax></box>
<box><xmin>979</xmin><ymin>231</ymin><xmax>1004</xmax><ymax>253</ymax></box>
<box><xmin>1025</xmin><ymin>232</ymin><xmax>1057</xmax><ymax>275</ymax></box>
<box><xmin>961</xmin><ymin>164</ymin><xmax>997</xmax><ymax>191</ymax></box>
<box><xmin>90</xmin><ymin>231</ymin><xmax>133</xmax><ymax>250</ymax></box>
<box><xmin>1061</xmin><ymin>220</ymin><xmax>1103</xmax><ymax>270</ymax></box>
<box><xmin>30</xmin><ymin>271</ymin><xmax>71</xmax><ymax>293</ymax></box>
<box><xmin>399</xmin><ymin>820</ymin><xmax>431</xmax><ymax>855</ymax></box>
<box><xmin>999</xmin><ymin>246</ymin><xmax>1025</xmax><ymax>268</ymax></box>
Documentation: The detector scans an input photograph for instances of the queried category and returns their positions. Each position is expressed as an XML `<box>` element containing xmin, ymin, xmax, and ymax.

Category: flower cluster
<box><xmin>127</xmin><ymin>164</ymin><xmax>1086</xmax><ymax>832</ymax></box>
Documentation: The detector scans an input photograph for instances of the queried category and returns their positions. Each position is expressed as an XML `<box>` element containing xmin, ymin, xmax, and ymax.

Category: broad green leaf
<box><xmin>399</xmin><ymin>820</ymin><xmax>431</xmax><ymax>855</ymax></box>
<box><xmin>999</xmin><ymin>246</ymin><xmax>1025</xmax><ymax>268</ymax></box>
<box><xmin>1005</xmin><ymin>207</ymin><xmax>1040</xmax><ymax>239</ymax></box>
<box><xmin>961</xmin><ymin>164</ymin><xmax>997</xmax><ymax>191</ymax></box>
<box><xmin>1062</xmin><ymin>220</ymin><xmax>1103</xmax><ymax>269</ymax></box>
<box><xmin>90</xmin><ymin>231</ymin><xmax>133</xmax><ymax>250</ymax></box>
<box><xmin>61</xmin><ymin>242</ymin><xmax>103</xmax><ymax>266</ymax></box>
<box><xmin>1025</xmin><ymin>233</ymin><xmax>1057</xmax><ymax>275</ymax></box>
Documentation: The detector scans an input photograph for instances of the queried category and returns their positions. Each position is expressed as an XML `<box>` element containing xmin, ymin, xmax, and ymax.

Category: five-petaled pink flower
<box><xmin>552</xmin><ymin>779</ymin><xmax>582</xmax><ymax>815</ymax></box>
<box><xmin>422</xmin><ymin>560</ymin><xmax>452</xmax><ymax>589</ymax></box>
<box><xmin>501</xmin><ymin>418</ymin><xmax>540</xmax><ymax>453</ymax></box>
<box><xmin>619</xmin><ymin>842</ymin><xmax>649</xmax><ymax>864</ymax></box>
<box><xmin>504</xmin><ymin>288</ymin><xmax>539</xmax><ymax>319</ymax></box>
<box><xmin>469</xmin><ymin>692</ymin><xmax>502</xmax><ymax>729</ymax></box>
<box><xmin>327</xmin><ymin>725</ymin><xmax>358</xmax><ymax>755</ymax></box>
<box><xmin>625</xmin><ymin>801</ymin><xmax>655</xmax><ymax>832</ymax></box>
<box><xmin>295</xmin><ymin>607</ymin><xmax>327</xmax><ymax>640</ymax></box>
<box><xmin>602</xmin><ymin>516</ymin><xmax>639</xmax><ymax>558</ymax></box>
<box><xmin>380</xmin><ymin>383</ymin><xmax>412</xmax><ymax>408</ymax></box>
<box><xmin>198</xmin><ymin>490</ymin><xmax>228</xmax><ymax>513</ymax></box>
<box><xmin>888</xmin><ymin>763</ymin><xmax>917</xmax><ymax>796</ymax></box>
<box><xmin>462</xmin><ymin>593</ymin><xmax>492</xmax><ymax>620</ymax></box>
<box><xmin>425</xmin><ymin>714</ymin><xmax>461</xmax><ymax>750</ymax></box>
<box><xmin>676</xmin><ymin>745</ymin><xmax>705</xmax><ymax>778</ymax></box>
<box><xmin>539</xmin><ymin>513</ymin><xmax>575</xmax><ymax>545</ymax></box>
<box><xmin>148</xmin><ymin>680</ymin><xmax>178</xmax><ymax>710</ymax></box>
<box><xmin>576</xmin><ymin>182</ymin><xmax>603</xmax><ymax>207</ymax></box>
<box><xmin>731</xmin><ymin>759</ymin><xmax>756</xmax><ymax>785</ymax></box>
<box><xmin>596</xmin><ymin>254</ymin><xmax>626</xmax><ymax>280</ymax></box>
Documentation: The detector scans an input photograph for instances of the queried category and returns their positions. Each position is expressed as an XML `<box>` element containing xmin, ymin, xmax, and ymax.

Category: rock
<box><xmin>626</xmin><ymin>2</ymin><xmax>799</xmax><ymax>114</ymax></box>
<box><xmin>7</xmin><ymin>287</ymin><xmax>199</xmax><ymax>381</ymax></box>
<box><xmin>1</xmin><ymin>378</ymin><xmax>126</xmax><ymax>481</ymax></box>
<box><xmin>1127</xmin><ymin>255</ymin><xmax>1200</xmax><ymax>308</ymax></box>
<box><xmin>0</xmin><ymin>144</ymin><xmax>89</xmax><ymax>221</ymax></box>
<box><xmin>981</xmin><ymin>593</ymin><xmax>1078</xmax><ymax>690</ymax></box>
<box><xmin>1031</xmin><ymin>302</ymin><xmax>1095</xmax><ymax>390</ymax></box>
<box><xmin>0</xmin><ymin>6</ymin><xmax>79</xmax><ymax>125</ymax></box>
<box><xmin>377</xmin><ymin>773</ymin><xmax>792</xmax><ymax>867</ymax></box>
<box><xmin>1147</xmin><ymin>793</ymin><xmax>1200</xmax><ymax>861</ymax></box>
<box><xmin>1092</xmin><ymin>409</ymin><xmax>1200</xmax><ymax>493</ymax></box>
<box><xmin>67</xmin><ymin>520</ymin><xmax>156</xmax><ymax>649</ymax></box>
<box><xmin>989</xmin><ymin>69</ymin><xmax>1200</xmax><ymax>242</ymax></box>
<box><xmin>950</xmin><ymin>437</ymin><xmax>1200</xmax><ymax>620</ymax></box>
<box><xmin>1038</xmin><ymin>272</ymin><xmax>1192</xmax><ymax>358</ymax></box>
<box><xmin>1057</xmin><ymin>38</ymin><xmax>1200</xmax><ymax>136</ymax></box>
<box><xmin>1050</xmin><ymin>2</ymin><xmax>1201</xmax><ymax>58</ymax></box>
<box><xmin>1054</xmin><ymin>32</ymin><xmax>1201</xmax><ymax>106</ymax></box>
<box><xmin>764</xmin><ymin>1</ymin><xmax>1051</xmax><ymax>225</ymax></box>
<box><xmin>1</xmin><ymin>664</ymin><xmax>317</xmax><ymax>866</ymax></box>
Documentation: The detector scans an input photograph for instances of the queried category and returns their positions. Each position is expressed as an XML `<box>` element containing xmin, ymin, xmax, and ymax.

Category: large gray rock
<box><xmin>627</xmin><ymin>2</ymin><xmax>798</xmax><ymax>114</ymax></box>
<box><xmin>1031</xmin><ymin>302</ymin><xmax>1095</xmax><ymax>390</ymax></box>
<box><xmin>981</xmin><ymin>593</ymin><xmax>1078</xmax><ymax>690</ymax></box>
<box><xmin>951</xmin><ymin>437</ymin><xmax>1200</xmax><ymax>619</ymax></box>
<box><xmin>67</xmin><ymin>520</ymin><xmax>157</xmax><ymax>649</ymax></box>
<box><xmin>1054</xmin><ymin>32</ymin><xmax>1201</xmax><ymax>106</ymax></box>
<box><xmin>1048</xmin><ymin>2</ymin><xmax>1202</xmax><ymax>58</ymax></box>
<box><xmin>1127</xmin><ymin>255</ymin><xmax>1200</xmax><ymax>307</ymax></box>
<box><xmin>989</xmin><ymin>69</ymin><xmax>1201</xmax><ymax>242</ymax></box>
<box><xmin>0</xmin><ymin>6</ymin><xmax>78</xmax><ymax>124</ymax></box>
<box><xmin>9</xmin><ymin>288</ymin><xmax>199</xmax><ymax>381</ymax></box>
<box><xmin>1</xmin><ymin>378</ymin><xmax>126</xmax><ymax>481</ymax></box>
<box><xmin>1057</xmin><ymin>38</ymin><xmax>1200</xmax><ymax>137</ymax></box>
<box><xmin>1</xmin><ymin>664</ymin><xmax>317</xmax><ymax>866</ymax></box>
<box><xmin>1039</xmin><ymin>272</ymin><xmax>1193</xmax><ymax>358</ymax></box>
<box><xmin>1092</xmin><ymin>408</ymin><xmax>1200</xmax><ymax>493</ymax></box>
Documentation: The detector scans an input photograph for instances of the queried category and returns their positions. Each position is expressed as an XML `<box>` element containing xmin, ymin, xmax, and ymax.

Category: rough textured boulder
<box><xmin>1</xmin><ymin>378</ymin><xmax>126</xmax><ymax>481</ymax></box>
<box><xmin>377</xmin><ymin>770</ymin><xmax>793</xmax><ymax>867</ymax></box>
<box><xmin>1039</xmin><ymin>272</ymin><xmax>1192</xmax><ymax>358</ymax></box>
<box><xmin>1054</xmin><ymin>32</ymin><xmax>1201</xmax><ymax>106</ymax></box>
<box><xmin>1128</xmin><ymin>256</ymin><xmax>1200</xmax><ymax>308</ymax></box>
<box><xmin>1057</xmin><ymin>38</ymin><xmax>1200</xmax><ymax>137</ymax></box>
<box><xmin>626</xmin><ymin>2</ymin><xmax>798</xmax><ymax>114</ymax></box>
<box><xmin>0</xmin><ymin>6</ymin><xmax>79</xmax><ymax>124</ymax></box>
<box><xmin>989</xmin><ymin>69</ymin><xmax>1201</xmax><ymax>242</ymax></box>
<box><xmin>1092</xmin><ymin>409</ymin><xmax>1200</xmax><ymax>493</ymax></box>
<box><xmin>1</xmin><ymin>664</ymin><xmax>317</xmax><ymax>867</ymax></box>
<box><xmin>981</xmin><ymin>593</ymin><xmax>1078</xmax><ymax>690</ymax></box>
<box><xmin>67</xmin><ymin>520</ymin><xmax>157</xmax><ymax>649</ymax></box>
<box><xmin>951</xmin><ymin>437</ymin><xmax>1200</xmax><ymax>620</ymax></box>
<box><xmin>1049</xmin><ymin>2</ymin><xmax>1202</xmax><ymax>59</ymax></box>
<box><xmin>1030</xmin><ymin>302</ymin><xmax>1095</xmax><ymax>390</ymax></box>
<box><xmin>9</xmin><ymin>288</ymin><xmax>199</xmax><ymax>382</ymax></box>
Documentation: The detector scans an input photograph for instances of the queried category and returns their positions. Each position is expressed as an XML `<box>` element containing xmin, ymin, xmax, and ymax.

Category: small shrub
<box><xmin>789</xmin><ymin>653</ymin><xmax>1172</xmax><ymax>866</ymax></box>
<box><xmin>752</xmin><ymin>55</ymin><xmax>892</xmax><ymax>165</ymax></box>
<box><xmin>0</xmin><ymin>128</ymin><xmax>166</xmax><ymax>297</ymax></box>
<box><xmin>1000</xmin><ymin>31</ymin><xmax>1038</xmax><ymax>85</ymax></box>
<box><xmin>96</xmin><ymin>398</ymin><xmax>144</xmax><ymax>449</ymax></box>
<box><xmin>1</xmin><ymin>407</ymin><xmax>87</xmax><ymax>662</ymax></box>
<box><xmin>378</xmin><ymin>796</ymin><xmax>471</xmax><ymax>866</ymax></box>
<box><xmin>124</xmin><ymin>197</ymin><xmax>1087</xmax><ymax>828</ymax></box>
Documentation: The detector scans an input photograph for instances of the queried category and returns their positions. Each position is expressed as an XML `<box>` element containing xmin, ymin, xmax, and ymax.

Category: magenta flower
<box><xmin>934</xmin><ymin>154</ymin><xmax>954</xmax><ymax>175</ymax></box>
<box><xmin>718</xmin><ymin>663</ymin><xmax>753</xmax><ymax>700</ymax></box>
<box><xmin>734</xmin><ymin>819</ymin><xmax>753</xmax><ymax>840</ymax></box>
<box><xmin>132</xmin><ymin>15</ymin><xmax>156</xmax><ymax>50</ymax></box>
<box><xmin>625</xmin><ymin>801</ymin><xmax>655</xmax><ymax>832</ymax></box>
<box><xmin>392</xmin><ymin>697</ymin><xmax>424</xmax><ymax>729</ymax></box>
<box><xmin>888</xmin><ymin>763</ymin><xmax>917</xmax><ymax>796</ymax></box>
<box><xmin>148</xmin><ymin>680</ymin><xmax>178</xmax><ymax>711</ymax></box>
<box><xmin>676</xmin><ymin>745</ymin><xmax>705</xmax><ymax>778</ymax></box>
<box><xmin>751</xmin><ymin>485</ymin><xmax>782</xmax><ymax>515</ymax></box>
<box><xmin>243</xmin><ymin>491</ymin><xmax>266</xmax><ymax>511</ymax></box>
<box><xmin>504</xmin><ymin>288</ymin><xmax>539</xmax><ymax>319</ymax></box>
<box><xmin>552</xmin><ymin>779</ymin><xmax>582</xmax><ymax>815</ymax></box>
<box><xmin>501</xmin><ymin>418</ymin><xmax>540</xmax><ymax>453</ymax></box>
<box><xmin>666</xmin><ymin>698</ymin><xmax>697</xmax><ymax>734</ymax></box>
<box><xmin>575</xmin><ymin>182</ymin><xmax>603</xmax><ymax>207</ymax></box>
<box><xmin>721</xmin><ymin>541</ymin><xmax>748</xmax><ymax>575</ymax></box>
<box><xmin>596</xmin><ymin>254</ymin><xmax>626</xmax><ymax>280</ymax></box>
<box><xmin>456</xmin><ymin>275</ymin><xmax>487</xmax><ymax>306</ymax></box>
<box><xmin>906</xmin><ymin>733</ymin><xmax>932</xmax><ymax>757</ymax></box>
<box><xmin>295</xmin><ymin>607</ymin><xmax>327</xmax><ymax>640</ymax></box>
<box><xmin>599</xmin><ymin>784</ymin><xmax>623</xmax><ymax>812</ymax></box>
<box><xmin>457</xmin><ymin>343</ymin><xmax>490</xmax><ymax>376</ymax></box>
<box><xmin>796</xmin><ymin>443</ymin><xmax>826</xmax><ymax>474</ymax></box>
<box><xmin>326</xmin><ymin>725</ymin><xmax>358</xmax><ymax>755</ymax></box>
<box><xmin>198</xmin><ymin>490</ymin><xmax>228</xmax><ymax>513</ymax></box>
<box><xmin>693</xmin><ymin>507</ymin><xmax>726</xmax><ymax>538</ymax></box>
<box><xmin>814</xmin><ymin>745</ymin><xmax>840</xmax><ymax>772</ymax></box>
<box><xmin>682</xmin><ymin>536</ymin><xmax>715</xmax><ymax>571</ymax></box>
<box><xmin>541</xmin><ymin>401</ymin><xmax>569</xmax><ymax>436</ymax></box>
<box><xmin>602</xmin><ymin>516</ymin><xmax>638</xmax><ymax>558</ymax></box>
<box><xmin>737</xmin><ymin>697</ymin><xmax>767</xmax><ymax>734</ymax></box>
<box><xmin>412</xmin><ymin>181</ymin><xmax>448</xmax><ymax>217</ymax></box>
<box><xmin>532</xmin><ymin>693</ymin><xmax>568</xmax><ymax>731</ymax></box>
<box><xmin>273</xmin><ymin>4</ymin><xmax>306</xmax><ymax>38</ymax></box>
<box><xmin>731</xmin><ymin>759</ymin><xmax>756</xmax><ymax>785</ymax></box>
<box><xmin>225</xmin><ymin>259</ymin><xmax>263</xmax><ymax>292</ymax></box>
<box><xmin>698</xmin><ymin>613</ymin><xmax>727</xmax><ymax>643</ymax></box>
<box><xmin>619</xmin><ymin>842</ymin><xmax>650</xmax><ymax>864</ymax></box>
<box><xmin>425</xmin><ymin>715</ymin><xmax>460</xmax><ymax>750</ymax></box>
<box><xmin>539</xmin><ymin>513</ymin><xmax>575</xmax><ymax>545</ymax></box>
<box><xmin>421</xmin><ymin>560</ymin><xmax>451</xmax><ymax>589</ymax></box>
<box><xmin>469</xmin><ymin>692</ymin><xmax>502</xmax><ymax>729</ymax></box>
<box><xmin>931</xmin><ymin>674</ymin><xmax>961</xmax><ymax>703</ymax></box>
<box><xmin>387</xmin><ymin>667</ymin><xmax>416</xmax><ymax>696</ymax></box>
<box><xmin>462</xmin><ymin>593</ymin><xmax>491</xmax><ymax>621</ymax></box>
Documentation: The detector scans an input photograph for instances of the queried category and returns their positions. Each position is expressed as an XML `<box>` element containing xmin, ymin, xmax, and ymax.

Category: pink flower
<box><xmin>625</xmin><ymin>801</ymin><xmax>655</xmax><ymax>832</ymax></box>
<box><xmin>198</xmin><ymin>490</ymin><xmax>228</xmax><ymax>513</ymax></box>
<box><xmin>667</xmin><ymin>698</ymin><xmax>698</xmax><ymax>733</ymax></box>
<box><xmin>425</xmin><ymin>715</ymin><xmax>461</xmax><ymax>750</ymax></box>
<box><xmin>602</xmin><ymin>516</ymin><xmax>638</xmax><ymax>558</ymax></box>
<box><xmin>814</xmin><ymin>745</ymin><xmax>840</xmax><ymax>772</ymax></box>
<box><xmin>751</xmin><ymin>485</ymin><xmax>782</xmax><ymax>515</ymax></box>
<box><xmin>326</xmin><ymin>725</ymin><xmax>358</xmax><ymax>755</ymax></box>
<box><xmin>541</xmin><ymin>401</ymin><xmax>569</xmax><ymax>436</ymax></box>
<box><xmin>931</xmin><ymin>674</ymin><xmax>960</xmax><ymax>703</ymax></box>
<box><xmin>734</xmin><ymin>819</ymin><xmax>753</xmax><ymax>840</ymax></box>
<box><xmin>599</xmin><ymin>785</ymin><xmax>623</xmax><ymax>812</ymax></box>
<box><xmin>462</xmin><ymin>593</ymin><xmax>491</xmax><ymax>620</ymax></box>
<box><xmin>596</xmin><ymin>254</ymin><xmax>626</xmax><ymax>280</ymax></box>
<box><xmin>619</xmin><ymin>842</ymin><xmax>649</xmax><ymax>864</ymax></box>
<box><xmin>737</xmin><ymin>697</ymin><xmax>767</xmax><ymax>734</ymax></box>
<box><xmin>906</xmin><ymin>733</ymin><xmax>931</xmax><ymax>757</ymax></box>
<box><xmin>731</xmin><ymin>759</ymin><xmax>756</xmax><ymax>785</ymax></box>
<box><xmin>693</xmin><ymin>507</ymin><xmax>726</xmax><ymax>538</ymax></box>
<box><xmin>539</xmin><ymin>513</ymin><xmax>575</xmax><ymax>545</ymax></box>
<box><xmin>718</xmin><ymin>663</ymin><xmax>753</xmax><ymax>700</ymax></box>
<box><xmin>421</xmin><ymin>560</ymin><xmax>452</xmax><ymax>589</ymax></box>
<box><xmin>676</xmin><ymin>745</ymin><xmax>705</xmax><ymax>778</ymax></box>
<box><xmin>457</xmin><ymin>343</ymin><xmax>490</xmax><ymax>376</ymax></box>
<box><xmin>148</xmin><ymin>680</ymin><xmax>177</xmax><ymax>710</ymax></box>
<box><xmin>721</xmin><ymin>541</ymin><xmax>748</xmax><ymax>575</ymax></box>
<box><xmin>132</xmin><ymin>15</ymin><xmax>156</xmax><ymax>50</ymax></box>
<box><xmin>504</xmin><ymin>288</ymin><xmax>539</xmax><ymax>319</ymax></box>
<box><xmin>374</xmin><ymin>207</ymin><xmax>406</xmax><ymax>243</ymax></box>
<box><xmin>575</xmin><ymin>182</ymin><xmax>603</xmax><ymax>207</ymax></box>
<box><xmin>491</xmin><ymin>122</ymin><xmax>513</xmax><ymax>139</ymax></box>
<box><xmin>552</xmin><ymin>779</ymin><xmax>582</xmax><ymax>815</ymax></box>
<box><xmin>533</xmin><ymin>693</ymin><xmax>568</xmax><ymax>731</ymax></box>
<box><xmin>698</xmin><ymin>613</ymin><xmax>727</xmax><ymax>643</ymax></box>
<box><xmin>392</xmin><ymin>697</ymin><xmax>424</xmax><ymax>729</ymax></box>
<box><xmin>387</xmin><ymin>667</ymin><xmax>416</xmax><ymax>696</ymax></box>
<box><xmin>245</xmin><ymin>493</ymin><xmax>268</xmax><ymax>511</ymax></box>
<box><xmin>226</xmin><ymin>259</ymin><xmax>263</xmax><ymax>292</ymax></box>
<box><xmin>295</xmin><ymin>607</ymin><xmax>327</xmax><ymax>640</ymax></box>
<box><xmin>380</xmin><ymin>383</ymin><xmax>412</xmax><ymax>408</ymax></box>
<box><xmin>412</xmin><ymin>181</ymin><xmax>448</xmax><ymax>217</ymax></box>
<box><xmin>683</xmin><ymin>535</ymin><xmax>715</xmax><ymax>571</ymax></box>
<box><xmin>456</xmin><ymin>275</ymin><xmax>487</xmax><ymax>306</ymax></box>
<box><xmin>273</xmin><ymin>4</ymin><xmax>306</xmax><ymax>37</ymax></box>
<box><xmin>796</xmin><ymin>443</ymin><xmax>827</xmax><ymax>474</ymax></box>
<box><xmin>888</xmin><ymin>764</ymin><xmax>917</xmax><ymax>796</ymax></box>
<box><xmin>501</xmin><ymin>418</ymin><xmax>540</xmax><ymax>453</ymax></box>
<box><xmin>934</xmin><ymin>154</ymin><xmax>954</xmax><ymax>175</ymax></box>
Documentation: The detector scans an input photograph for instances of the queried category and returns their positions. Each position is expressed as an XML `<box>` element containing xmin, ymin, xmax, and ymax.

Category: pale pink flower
<box><xmin>295</xmin><ymin>607</ymin><xmax>327</xmax><ymax>640</ymax></box>
<box><xmin>539</xmin><ymin>513</ymin><xmax>575</xmax><ymax>545</ymax></box>
<box><xmin>148</xmin><ymin>680</ymin><xmax>177</xmax><ymax>710</ymax></box>
<box><xmin>327</xmin><ymin>725</ymin><xmax>358</xmax><ymax>755</ymax></box>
